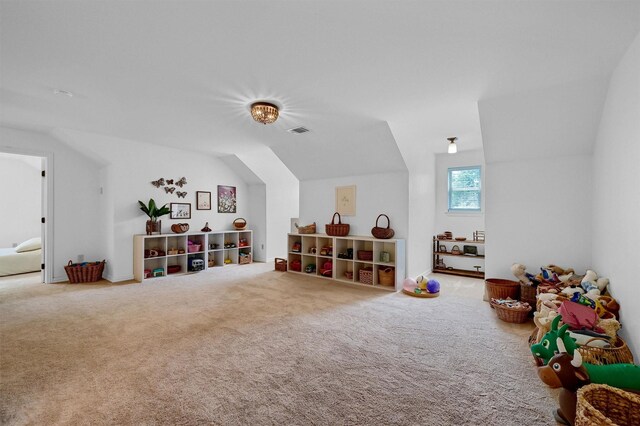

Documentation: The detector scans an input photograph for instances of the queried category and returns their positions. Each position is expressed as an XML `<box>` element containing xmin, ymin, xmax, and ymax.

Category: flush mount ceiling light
<box><xmin>250</xmin><ymin>102</ymin><xmax>279</xmax><ymax>125</ymax></box>
<box><xmin>447</xmin><ymin>137</ymin><xmax>458</xmax><ymax>154</ymax></box>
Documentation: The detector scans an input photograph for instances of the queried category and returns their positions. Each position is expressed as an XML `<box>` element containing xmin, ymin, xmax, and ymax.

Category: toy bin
<box><xmin>64</xmin><ymin>260</ymin><xmax>105</xmax><ymax>283</ymax></box>
<box><xmin>485</xmin><ymin>278</ymin><xmax>520</xmax><ymax>301</ymax></box>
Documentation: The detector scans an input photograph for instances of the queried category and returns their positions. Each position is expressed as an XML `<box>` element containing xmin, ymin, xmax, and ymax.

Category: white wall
<box><xmin>434</xmin><ymin>149</ymin><xmax>486</xmax><ymax>271</ymax></box>
<box><xmin>235</xmin><ymin>147</ymin><xmax>299</xmax><ymax>261</ymax></box>
<box><xmin>246</xmin><ymin>184</ymin><xmax>267</xmax><ymax>262</ymax></box>
<box><xmin>54</xmin><ymin>129</ymin><xmax>251</xmax><ymax>282</ymax></box>
<box><xmin>0</xmin><ymin>153</ymin><xmax>41</xmax><ymax>247</ymax></box>
<box><xmin>0</xmin><ymin>126</ymin><xmax>104</xmax><ymax>282</ymax></box>
<box><xmin>299</xmin><ymin>171</ymin><xmax>409</xmax><ymax>249</ymax></box>
<box><xmin>435</xmin><ymin>149</ymin><xmax>485</xmax><ymax>236</ymax></box>
<box><xmin>592</xmin><ymin>33</ymin><xmax>640</xmax><ymax>358</ymax></box>
<box><xmin>485</xmin><ymin>155</ymin><xmax>592</xmax><ymax>279</ymax></box>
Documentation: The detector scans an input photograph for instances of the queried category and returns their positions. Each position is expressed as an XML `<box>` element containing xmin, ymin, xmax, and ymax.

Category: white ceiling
<box><xmin>1</xmin><ymin>1</ymin><xmax>639</xmax><ymax>177</ymax></box>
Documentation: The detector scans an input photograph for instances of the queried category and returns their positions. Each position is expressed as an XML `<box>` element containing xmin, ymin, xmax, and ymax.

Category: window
<box><xmin>448</xmin><ymin>166</ymin><xmax>481</xmax><ymax>212</ymax></box>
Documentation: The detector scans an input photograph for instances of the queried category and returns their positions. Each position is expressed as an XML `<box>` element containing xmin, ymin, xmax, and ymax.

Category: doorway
<box><xmin>0</xmin><ymin>151</ymin><xmax>48</xmax><ymax>283</ymax></box>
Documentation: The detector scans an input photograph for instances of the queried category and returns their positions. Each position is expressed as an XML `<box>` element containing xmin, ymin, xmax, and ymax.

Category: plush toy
<box><xmin>570</xmin><ymin>292</ymin><xmax>595</xmax><ymax>308</ymax></box>
<box><xmin>533</xmin><ymin>307</ymin><xmax>560</xmax><ymax>343</ymax></box>
<box><xmin>511</xmin><ymin>263</ymin><xmax>532</xmax><ymax>285</ymax></box>
<box><xmin>580</xmin><ymin>270</ymin><xmax>610</xmax><ymax>298</ymax></box>
<box><xmin>598</xmin><ymin>296</ymin><xmax>620</xmax><ymax>319</ymax></box>
<box><xmin>540</xmin><ymin>267</ymin><xmax>560</xmax><ymax>283</ymax></box>
<box><xmin>538</xmin><ymin>338</ymin><xmax>640</xmax><ymax>425</ymax></box>
<box><xmin>546</xmin><ymin>264</ymin><xmax>575</xmax><ymax>276</ymax></box>
<box><xmin>597</xmin><ymin>317</ymin><xmax>621</xmax><ymax>341</ymax></box>
<box><xmin>531</xmin><ymin>316</ymin><xmax>578</xmax><ymax>366</ymax></box>
<box><xmin>426</xmin><ymin>279</ymin><xmax>440</xmax><ymax>294</ymax></box>
<box><xmin>561</xmin><ymin>286</ymin><xmax>584</xmax><ymax>297</ymax></box>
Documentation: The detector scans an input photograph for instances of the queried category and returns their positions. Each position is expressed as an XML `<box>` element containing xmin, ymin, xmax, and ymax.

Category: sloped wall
<box><xmin>592</xmin><ymin>33</ymin><xmax>640</xmax><ymax>357</ymax></box>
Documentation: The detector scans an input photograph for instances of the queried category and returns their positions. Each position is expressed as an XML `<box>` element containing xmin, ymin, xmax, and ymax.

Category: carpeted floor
<box><xmin>0</xmin><ymin>264</ymin><xmax>558</xmax><ymax>425</ymax></box>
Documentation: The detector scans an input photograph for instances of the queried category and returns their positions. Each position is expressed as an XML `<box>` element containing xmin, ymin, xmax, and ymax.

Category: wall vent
<box><xmin>287</xmin><ymin>126</ymin><xmax>310</xmax><ymax>134</ymax></box>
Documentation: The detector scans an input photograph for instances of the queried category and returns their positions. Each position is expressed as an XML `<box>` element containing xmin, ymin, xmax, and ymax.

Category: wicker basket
<box><xmin>239</xmin><ymin>253</ymin><xmax>251</xmax><ymax>265</ymax></box>
<box><xmin>325</xmin><ymin>212</ymin><xmax>350</xmax><ymax>237</ymax></box>
<box><xmin>295</xmin><ymin>222</ymin><xmax>316</xmax><ymax>234</ymax></box>
<box><xmin>275</xmin><ymin>258</ymin><xmax>287</xmax><ymax>272</ymax></box>
<box><xmin>520</xmin><ymin>283</ymin><xmax>537</xmax><ymax>306</ymax></box>
<box><xmin>371</xmin><ymin>214</ymin><xmax>395</xmax><ymax>239</ymax></box>
<box><xmin>64</xmin><ymin>260</ymin><xmax>105</xmax><ymax>283</ymax></box>
<box><xmin>359</xmin><ymin>268</ymin><xmax>373</xmax><ymax>285</ymax></box>
<box><xmin>576</xmin><ymin>384</ymin><xmax>640</xmax><ymax>426</ymax></box>
<box><xmin>577</xmin><ymin>337</ymin><xmax>634</xmax><ymax>366</ymax></box>
<box><xmin>378</xmin><ymin>267</ymin><xmax>394</xmax><ymax>286</ymax></box>
<box><xmin>233</xmin><ymin>218</ymin><xmax>247</xmax><ymax>230</ymax></box>
<box><xmin>486</xmin><ymin>278</ymin><xmax>520</xmax><ymax>301</ymax></box>
<box><xmin>490</xmin><ymin>300</ymin><xmax>532</xmax><ymax>323</ymax></box>
<box><xmin>357</xmin><ymin>250</ymin><xmax>373</xmax><ymax>261</ymax></box>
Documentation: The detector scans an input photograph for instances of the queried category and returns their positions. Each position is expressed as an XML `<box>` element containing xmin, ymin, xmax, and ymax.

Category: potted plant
<box><xmin>138</xmin><ymin>198</ymin><xmax>170</xmax><ymax>235</ymax></box>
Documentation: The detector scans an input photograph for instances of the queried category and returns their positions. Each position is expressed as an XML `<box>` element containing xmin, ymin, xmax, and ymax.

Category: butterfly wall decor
<box><xmin>166</xmin><ymin>179</ymin><xmax>174</xmax><ymax>185</ymax></box>
<box><xmin>164</xmin><ymin>187</ymin><xmax>175</xmax><ymax>194</ymax></box>
<box><xmin>175</xmin><ymin>177</ymin><xmax>187</xmax><ymax>188</ymax></box>
<box><xmin>176</xmin><ymin>191</ymin><xmax>187</xmax><ymax>198</ymax></box>
<box><xmin>151</xmin><ymin>178</ymin><xmax>165</xmax><ymax>188</ymax></box>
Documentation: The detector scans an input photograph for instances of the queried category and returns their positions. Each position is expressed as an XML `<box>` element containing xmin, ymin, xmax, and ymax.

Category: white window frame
<box><xmin>448</xmin><ymin>165</ymin><xmax>482</xmax><ymax>212</ymax></box>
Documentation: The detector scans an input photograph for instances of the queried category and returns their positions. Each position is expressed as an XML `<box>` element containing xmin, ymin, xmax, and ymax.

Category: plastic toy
<box><xmin>531</xmin><ymin>316</ymin><xmax>578</xmax><ymax>366</ymax></box>
<box><xmin>320</xmin><ymin>260</ymin><xmax>332</xmax><ymax>277</ymax></box>
<box><xmin>416</xmin><ymin>275</ymin><xmax>427</xmax><ymax>290</ymax></box>
<box><xmin>152</xmin><ymin>267</ymin><xmax>164</xmax><ymax>277</ymax></box>
<box><xmin>570</xmin><ymin>292</ymin><xmax>595</xmax><ymax>308</ymax></box>
<box><xmin>305</xmin><ymin>264</ymin><xmax>316</xmax><ymax>273</ymax></box>
<box><xmin>291</xmin><ymin>242</ymin><xmax>301</xmax><ymax>252</ymax></box>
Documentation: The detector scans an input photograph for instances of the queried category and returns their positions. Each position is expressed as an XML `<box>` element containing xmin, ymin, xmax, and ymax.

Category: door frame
<box><xmin>0</xmin><ymin>146</ymin><xmax>53</xmax><ymax>284</ymax></box>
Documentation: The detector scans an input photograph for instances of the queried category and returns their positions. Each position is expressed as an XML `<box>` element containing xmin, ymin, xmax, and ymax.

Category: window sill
<box><xmin>445</xmin><ymin>211</ymin><xmax>483</xmax><ymax>217</ymax></box>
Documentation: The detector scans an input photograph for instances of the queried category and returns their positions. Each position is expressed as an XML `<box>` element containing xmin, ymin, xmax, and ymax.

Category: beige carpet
<box><xmin>1</xmin><ymin>264</ymin><xmax>558</xmax><ymax>425</ymax></box>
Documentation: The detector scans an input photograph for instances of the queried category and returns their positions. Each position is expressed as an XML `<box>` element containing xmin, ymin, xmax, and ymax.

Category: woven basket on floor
<box><xmin>577</xmin><ymin>337</ymin><xmax>634</xmax><ymax>366</ymax></box>
<box><xmin>485</xmin><ymin>278</ymin><xmax>520</xmax><ymax>302</ymax></box>
<box><xmin>490</xmin><ymin>300</ymin><xmax>531</xmax><ymax>323</ymax></box>
<box><xmin>275</xmin><ymin>258</ymin><xmax>287</xmax><ymax>272</ymax></box>
<box><xmin>576</xmin><ymin>384</ymin><xmax>640</xmax><ymax>425</ymax></box>
<box><xmin>520</xmin><ymin>283</ymin><xmax>537</xmax><ymax>306</ymax></box>
<box><xmin>64</xmin><ymin>260</ymin><xmax>105</xmax><ymax>283</ymax></box>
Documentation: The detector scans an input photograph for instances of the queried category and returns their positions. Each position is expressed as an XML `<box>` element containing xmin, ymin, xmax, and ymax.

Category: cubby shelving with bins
<box><xmin>286</xmin><ymin>233</ymin><xmax>405</xmax><ymax>291</ymax></box>
<box><xmin>432</xmin><ymin>236</ymin><xmax>484</xmax><ymax>279</ymax></box>
<box><xmin>133</xmin><ymin>230</ymin><xmax>252</xmax><ymax>282</ymax></box>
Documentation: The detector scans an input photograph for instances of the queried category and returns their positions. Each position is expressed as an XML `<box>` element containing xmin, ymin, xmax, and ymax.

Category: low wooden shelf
<box><xmin>432</xmin><ymin>236</ymin><xmax>485</xmax><ymax>279</ymax></box>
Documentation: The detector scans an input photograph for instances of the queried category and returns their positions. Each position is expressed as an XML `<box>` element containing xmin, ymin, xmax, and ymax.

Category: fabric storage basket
<box><xmin>359</xmin><ymin>268</ymin><xmax>373</xmax><ymax>285</ymax></box>
<box><xmin>325</xmin><ymin>212</ymin><xmax>350</xmax><ymax>236</ymax></box>
<box><xmin>187</xmin><ymin>244</ymin><xmax>201</xmax><ymax>253</ymax></box>
<box><xmin>485</xmin><ymin>278</ymin><xmax>520</xmax><ymax>301</ymax></box>
<box><xmin>239</xmin><ymin>253</ymin><xmax>251</xmax><ymax>264</ymax></box>
<box><xmin>576</xmin><ymin>384</ymin><xmax>640</xmax><ymax>426</ymax></box>
<box><xmin>64</xmin><ymin>260</ymin><xmax>105</xmax><ymax>283</ymax></box>
<box><xmin>357</xmin><ymin>250</ymin><xmax>373</xmax><ymax>261</ymax></box>
<box><xmin>378</xmin><ymin>267</ymin><xmax>394</xmax><ymax>286</ymax></box>
<box><xmin>275</xmin><ymin>258</ymin><xmax>287</xmax><ymax>271</ymax></box>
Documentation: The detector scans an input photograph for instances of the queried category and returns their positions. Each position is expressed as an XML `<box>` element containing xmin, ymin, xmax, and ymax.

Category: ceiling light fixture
<box><xmin>250</xmin><ymin>101</ymin><xmax>279</xmax><ymax>125</ymax></box>
<box><xmin>447</xmin><ymin>137</ymin><xmax>458</xmax><ymax>154</ymax></box>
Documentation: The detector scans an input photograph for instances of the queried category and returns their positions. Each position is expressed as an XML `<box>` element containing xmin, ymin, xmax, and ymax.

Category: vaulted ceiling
<box><xmin>1</xmin><ymin>1</ymin><xmax>639</xmax><ymax>179</ymax></box>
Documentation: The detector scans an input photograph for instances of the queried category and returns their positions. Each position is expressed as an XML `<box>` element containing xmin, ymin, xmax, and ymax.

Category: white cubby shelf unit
<box><xmin>286</xmin><ymin>233</ymin><xmax>405</xmax><ymax>291</ymax></box>
<box><xmin>133</xmin><ymin>230</ymin><xmax>252</xmax><ymax>282</ymax></box>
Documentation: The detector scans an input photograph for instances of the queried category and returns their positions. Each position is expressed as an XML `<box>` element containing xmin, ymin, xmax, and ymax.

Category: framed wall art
<box><xmin>217</xmin><ymin>185</ymin><xmax>236</xmax><ymax>213</ymax></box>
<box><xmin>196</xmin><ymin>191</ymin><xmax>211</xmax><ymax>210</ymax></box>
<box><xmin>335</xmin><ymin>185</ymin><xmax>356</xmax><ymax>216</ymax></box>
<box><xmin>170</xmin><ymin>203</ymin><xmax>191</xmax><ymax>219</ymax></box>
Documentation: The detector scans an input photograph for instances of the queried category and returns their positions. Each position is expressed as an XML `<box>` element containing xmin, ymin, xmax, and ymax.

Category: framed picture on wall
<box><xmin>170</xmin><ymin>203</ymin><xmax>191</xmax><ymax>219</ymax></box>
<box><xmin>217</xmin><ymin>185</ymin><xmax>237</xmax><ymax>213</ymax></box>
<box><xmin>335</xmin><ymin>185</ymin><xmax>356</xmax><ymax>216</ymax></box>
<box><xmin>196</xmin><ymin>191</ymin><xmax>211</xmax><ymax>210</ymax></box>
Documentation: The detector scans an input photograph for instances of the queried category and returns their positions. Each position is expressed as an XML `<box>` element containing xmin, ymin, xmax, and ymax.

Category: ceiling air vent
<box><xmin>287</xmin><ymin>126</ymin><xmax>310</xmax><ymax>134</ymax></box>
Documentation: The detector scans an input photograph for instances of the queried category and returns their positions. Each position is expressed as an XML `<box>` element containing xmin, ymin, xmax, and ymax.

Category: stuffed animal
<box><xmin>597</xmin><ymin>317</ymin><xmax>621</xmax><ymax>341</ymax></box>
<box><xmin>561</xmin><ymin>286</ymin><xmax>584</xmax><ymax>297</ymax></box>
<box><xmin>570</xmin><ymin>292</ymin><xmax>595</xmax><ymax>308</ymax></box>
<box><xmin>598</xmin><ymin>296</ymin><xmax>620</xmax><ymax>319</ymax></box>
<box><xmin>538</xmin><ymin>338</ymin><xmax>640</xmax><ymax>425</ymax></box>
<box><xmin>531</xmin><ymin>316</ymin><xmax>578</xmax><ymax>366</ymax></box>
<box><xmin>580</xmin><ymin>270</ymin><xmax>609</xmax><ymax>298</ymax></box>
<box><xmin>511</xmin><ymin>263</ymin><xmax>531</xmax><ymax>285</ymax></box>
<box><xmin>552</xmin><ymin>264</ymin><xmax>574</xmax><ymax>275</ymax></box>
